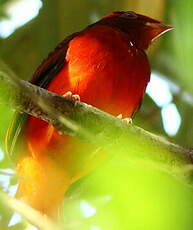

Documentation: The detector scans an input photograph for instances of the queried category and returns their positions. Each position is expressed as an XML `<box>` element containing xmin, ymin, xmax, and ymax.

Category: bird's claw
<box><xmin>122</xmin><ymin>117</ymin><xmax>132</xmax><ymax>124</ymax></box>
<box><xmin>63</xmin><ymin>91</ymin><xmax>80</xmax><ymax>102</ymax></box>
<box><xmin>117</xmin><ymin>114</ymin><xmax>123</xmax><ymax>119</ymax></box>
<box><xmin>117</xmin><ymin>114</ymin><xmax>132</xmax><ymax>124</ymax></box>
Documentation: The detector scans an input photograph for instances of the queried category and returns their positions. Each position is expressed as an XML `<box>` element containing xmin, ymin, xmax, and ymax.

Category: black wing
<box><xmin>5</xmin><ymin>32</ymin><xmax>80</xmax><ymax>161</ymax></box>
<box><xmin>31</xmin><ymin>32</ymin><xmax>80</xmax><ymax>87</ymax></box>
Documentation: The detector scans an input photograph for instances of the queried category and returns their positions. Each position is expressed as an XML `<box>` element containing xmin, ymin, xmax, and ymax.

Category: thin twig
<box><xmin>0</xmin><ymin>191</ymin><xmax>63</xmax><ymax>230</ymax></box>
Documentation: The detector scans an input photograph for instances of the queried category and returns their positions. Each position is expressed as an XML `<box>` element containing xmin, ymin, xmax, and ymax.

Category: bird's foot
<box><xmin>123</xmin><ymin>117</ymin><xmax>132</xmax><ymax>124</ymax></box>
<box><xmin>117</xmin><ymin>114</ymin><xmax>132</xmax><ymax>124</ymax></box>
<box><xmin>63</xmin><ymin>91</ymin><xmax>80</xmax><ymax>101</ymax></box>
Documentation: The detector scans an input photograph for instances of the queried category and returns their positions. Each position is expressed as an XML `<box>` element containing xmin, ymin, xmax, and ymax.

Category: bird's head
<box><xmin>98</xmin><ymin>11</ymin><xmax>173</xmax><ymax>49</ymax></box>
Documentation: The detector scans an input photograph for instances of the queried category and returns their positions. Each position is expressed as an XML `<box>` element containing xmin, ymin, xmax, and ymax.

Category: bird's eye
<box><xmin>121</xmin><ymin>12</ymin><xmax>137</xmax><ymax>19</ymax></box>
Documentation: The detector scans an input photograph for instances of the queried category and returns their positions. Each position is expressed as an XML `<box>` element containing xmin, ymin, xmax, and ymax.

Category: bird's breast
<box><xmin>48</xmin><ymin>25</ymin><xmax>150</xmax><ymax>116</ymax></box>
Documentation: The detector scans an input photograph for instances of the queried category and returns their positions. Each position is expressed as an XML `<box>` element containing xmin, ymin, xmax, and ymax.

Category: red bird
<box><xmin>6</xmin><ymin>11</ymin><xmax>172</xmax><ymax>216</ymax></box>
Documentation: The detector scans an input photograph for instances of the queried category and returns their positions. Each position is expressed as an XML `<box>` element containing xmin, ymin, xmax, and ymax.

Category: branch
<box><xmin>0</xmin><ymin>60</ymin><xmax>193</xmax><ymax>186</ymax></box>
<box><xmin>0</xmin><ymin>191</ymin><xmax>63</xmax><ymax>230</ymax></box>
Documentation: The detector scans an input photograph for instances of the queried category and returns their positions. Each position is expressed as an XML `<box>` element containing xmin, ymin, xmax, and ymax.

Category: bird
<box><xmin>5</xmin><ymin>11</ymin><xmax>172</xmax><ymax>217</ymax></box>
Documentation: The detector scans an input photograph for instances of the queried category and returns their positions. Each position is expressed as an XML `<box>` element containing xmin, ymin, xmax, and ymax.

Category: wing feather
<box><xmin>5</xmin><ymin>32</ymin><xmax>79</xmax><ymax>161</ymax></box>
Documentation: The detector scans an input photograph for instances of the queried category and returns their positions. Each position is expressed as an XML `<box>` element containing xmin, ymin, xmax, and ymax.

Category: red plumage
<box><xmin>6</xmin><ymin>11</ymin><xmax>172</xmax><ymax>216</ymax></box>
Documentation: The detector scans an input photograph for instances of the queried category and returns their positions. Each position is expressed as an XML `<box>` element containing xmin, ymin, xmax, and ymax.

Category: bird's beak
<box><xmin>145</xmin><ymin>22</ymin><xmax>173</xmax><ymax>43</ymax></box>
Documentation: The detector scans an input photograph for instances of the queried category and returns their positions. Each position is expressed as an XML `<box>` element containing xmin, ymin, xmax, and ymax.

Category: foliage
<box><xmin>1</xmin><ymin>0</ymin><xmax>193</xmax><ymax>229</ymax></box>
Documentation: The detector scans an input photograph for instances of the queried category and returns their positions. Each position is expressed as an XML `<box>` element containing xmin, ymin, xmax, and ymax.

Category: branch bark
<box><xmin>0</xmin><ymin>60</ymin><xmax>193</xmax><ymax>186</ymax></box>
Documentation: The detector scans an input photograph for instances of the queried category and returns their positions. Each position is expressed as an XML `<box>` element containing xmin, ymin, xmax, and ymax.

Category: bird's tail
<box><xmin>16</xmin><ymin>154</ymin><xmax>71</xmax><ymax>218</ymax></box>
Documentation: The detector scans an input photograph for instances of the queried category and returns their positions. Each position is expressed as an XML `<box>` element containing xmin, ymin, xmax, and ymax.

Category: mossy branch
<box><xmin>0</xmin><ymin>60</ymin><xmax>193</xmax><ymax>186</ymax></box>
